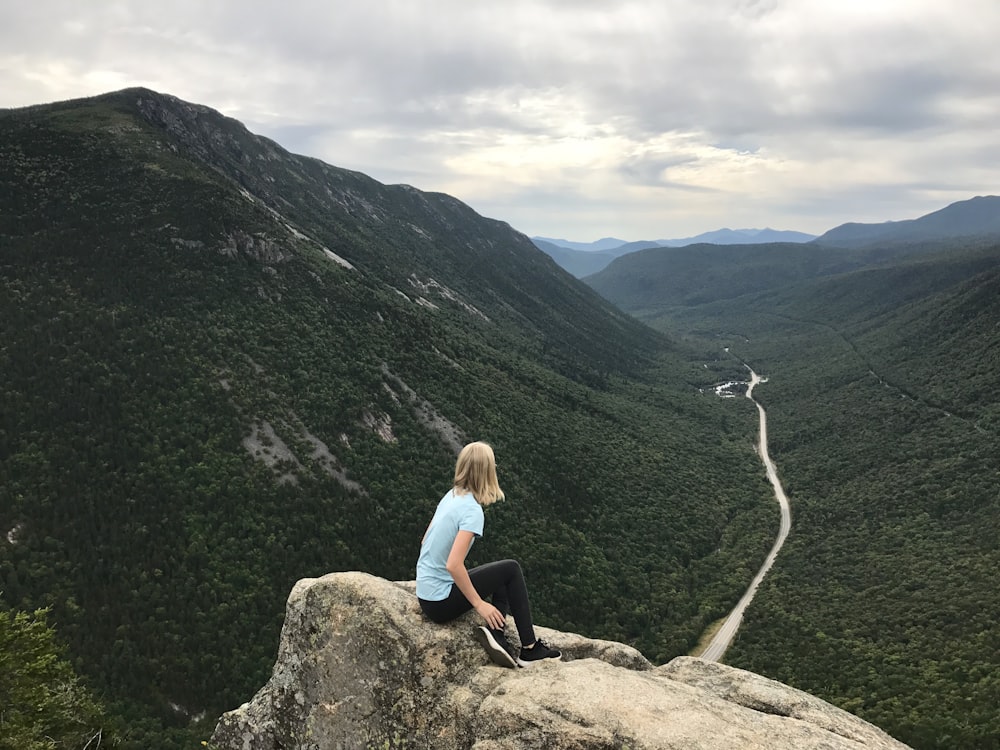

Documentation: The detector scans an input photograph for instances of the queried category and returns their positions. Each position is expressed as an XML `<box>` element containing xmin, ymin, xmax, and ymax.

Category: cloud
<box><xmin>2</xmin><ymin>0</ymin><xmax>998</xmax><ymax>238</ymax></box>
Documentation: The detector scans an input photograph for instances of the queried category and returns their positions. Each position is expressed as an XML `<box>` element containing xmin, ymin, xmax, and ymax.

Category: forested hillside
<box><xmin>588</xmin><ymin>236</ymin><xmax>1000</xmax><ymax>749</ymax></box>
<box><xmin>0</xmin><ymin>90</ymin><xmax>776</xmax><ymax>748</ymax></box>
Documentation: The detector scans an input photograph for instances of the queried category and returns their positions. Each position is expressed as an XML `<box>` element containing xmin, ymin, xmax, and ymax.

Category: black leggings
<box><xmin>418</xmin><ymin>559</ymin><xmax>537</xmax><ymax>646</ymax></box>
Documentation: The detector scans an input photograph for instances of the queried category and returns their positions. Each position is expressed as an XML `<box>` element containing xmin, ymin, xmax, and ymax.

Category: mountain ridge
<box><xmin>534</xmin><ymin>197</ymin><xmax>998</xmax><ymax>278</ymax></box>
<box><xmin>814</xmin><ymin>195</ymin><xmax>1000</xmax><ymax>247</ymax></box>
<box><xmin>534</xmin><ymin>227</ymin><xmax>816</xmax><ymax>253</ymax></box>
<box><xmin>0</xmin><ymin>88</ymin><xmax>773</xmax><ymax>748</ymax></box>
<box><xmin>533</xmin><ymin>228</ymin><xmax>817</xmax><ymax>277</ymax></box>
<box><xmin>584</xmin><ymin>194</ymin><xmax>1000</xmax><ymax>315</ymax></box>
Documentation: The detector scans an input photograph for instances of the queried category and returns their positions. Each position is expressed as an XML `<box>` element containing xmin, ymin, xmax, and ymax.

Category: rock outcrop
<box><xmin>211</xmin><ymin>572</ymin><xmax>911</xmax><ymax>750</ymax></box>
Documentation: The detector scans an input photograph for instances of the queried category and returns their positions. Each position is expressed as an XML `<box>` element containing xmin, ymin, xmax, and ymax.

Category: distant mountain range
<box><xmin>533</xmin><ymin>229</ymin><xmax>816</xmax><ymax>277</ymax></box>
<box><xmin>533</xmin><ymin>236</ymin><xmax>634</xmax><ymax>252</ymax></box>
<box><xmin>585</xmin><ymin>194</ymin><xmax>1000</xmax><ymax>312</ymax></box>
<box><xmin>534</xmin><ymin>198</ymin><xmax>1000</xmax><ymax>278</ymax></box>
<box><xmin>536</xmin><ymin>228</ymin><xmax>817</xmax><ymax>253</ymax></box>
<box><xmin>529</xmin><ymin>239</ymin><xmax>633</xmax><ymax>278</ymax></box>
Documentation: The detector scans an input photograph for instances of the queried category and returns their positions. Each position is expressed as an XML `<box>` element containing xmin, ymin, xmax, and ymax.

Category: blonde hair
<box><xmin>454</xmin><ymin>441</ymin><xmax>505</xmax><ymax>507</ymax></box>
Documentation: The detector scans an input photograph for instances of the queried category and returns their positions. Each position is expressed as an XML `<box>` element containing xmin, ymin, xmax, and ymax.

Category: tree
<box><xmin>0</xmin><ymin>606</ymin><xmax>113</xmax><ymax>750</ymax></box>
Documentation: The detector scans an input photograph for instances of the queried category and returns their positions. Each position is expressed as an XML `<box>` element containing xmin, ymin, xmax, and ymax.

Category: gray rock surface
<box><xmin>211</xmin><ymin>572</ymin><xmax>911</xmax><ymax>750</ymax></box>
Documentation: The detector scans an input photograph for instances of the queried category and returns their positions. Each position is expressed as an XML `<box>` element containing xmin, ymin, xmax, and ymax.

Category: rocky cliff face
<box><xmin>211</xmin><ymin>572</ymin><xmax>911</xmax><ymax>750</ymax></box>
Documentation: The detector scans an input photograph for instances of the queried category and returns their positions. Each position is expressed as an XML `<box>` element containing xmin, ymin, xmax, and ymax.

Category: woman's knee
<box><xmin>499</xmin><ymin>559</ymin><xmax>524</xmax><ymax>578</ymax></box>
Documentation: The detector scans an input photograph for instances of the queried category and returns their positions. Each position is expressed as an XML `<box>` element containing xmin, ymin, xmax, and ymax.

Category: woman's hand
<box><xmin>445</xmin><ymin>531</ymin><xmax>506</xmax><ymax>629</ymax></box>
<box><xmin>474</xmin><ymin>600</ymin><xmax>506</xmax><ymax>630</ymax></box>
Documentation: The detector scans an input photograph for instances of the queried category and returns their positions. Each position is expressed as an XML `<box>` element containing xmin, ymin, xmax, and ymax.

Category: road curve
<box><xmin>700</xmin><ymin>367</ymin><xmax>792</xmax><ymax>662</ymax></box>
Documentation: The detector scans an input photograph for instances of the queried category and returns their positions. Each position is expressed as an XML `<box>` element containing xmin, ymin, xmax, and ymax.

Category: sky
<box><xmin>2</xmin><ymin>0</ymin><xmax>998</xmax><ymax>241</ymax></box>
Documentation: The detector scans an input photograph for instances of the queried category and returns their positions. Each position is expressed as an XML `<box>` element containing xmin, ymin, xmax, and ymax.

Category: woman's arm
<box><xmin>446</xmin><ymin>530</ymin><xmax>506</xmax><ymax>630</ymax></box>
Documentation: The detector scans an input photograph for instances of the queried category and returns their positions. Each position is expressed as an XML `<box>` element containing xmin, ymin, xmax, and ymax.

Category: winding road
<box><xmin>700</xmin><ymin>367</ymin><xmax>792</xmax><ymax>662</ymax></box>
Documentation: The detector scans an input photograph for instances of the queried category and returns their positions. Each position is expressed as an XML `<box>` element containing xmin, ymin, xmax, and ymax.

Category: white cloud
<box><xmin>2</xmin><ymin>0</ymin><xmax>998</xmax><ymax>238</ymax></box>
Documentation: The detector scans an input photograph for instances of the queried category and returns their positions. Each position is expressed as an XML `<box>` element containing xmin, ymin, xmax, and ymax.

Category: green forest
<box><xmin>4</xmin><ymin>88</ymin><xmax>997</xmax><ymax>750</ymax></box>
<box><xmin>1</xmin><ymin>91</ymin><xmax>776</xmax><ymax>748</ymax></box>
<box><xmin>0</xmin><ymin>605</ymin><xmax>115</xmax><ymax>750</ymax></box>
<box><xmin>607</xmin><ymin>240</ymin><xmax>1000</xmax><ymax>749</ymax></box>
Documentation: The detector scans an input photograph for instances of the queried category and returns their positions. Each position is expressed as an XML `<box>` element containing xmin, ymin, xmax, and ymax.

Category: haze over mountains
<box><xmin>2</xmin><ymin>88</ymin><xmax>998</xmax><ymax>750</ymax></box>
<box><xmin>533</xmin><ymin>228</ymin><xmax>817</xmax><ymax>277</ymax></box>
<box><xmin>538</xmin><ymin>227</ymin><xmax>818</xmax><ymax>252</ymax></box>
<box><xmin>533</xmin><ymin>228</ymin><xmax>817</xmax><ymax>278</ymax></box>
<box><xmin>535</xmin><ymin>199</ymin><xmax>1000</xmax><ymax>278</ymax></box>
<box><xmin>584</xmin><ymin>195</ymin><xmax>1000</xmax><ymax>315</ymax></box>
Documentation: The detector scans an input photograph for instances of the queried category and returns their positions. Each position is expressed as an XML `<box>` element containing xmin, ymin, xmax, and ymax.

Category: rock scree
<box><xmin>210</xmin><ymin>572</ymin><xmax>912</xmax><ymax>750</ymax></box>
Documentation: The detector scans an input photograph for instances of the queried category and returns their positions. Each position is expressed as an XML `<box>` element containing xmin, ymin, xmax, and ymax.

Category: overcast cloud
<box><xmin>2</xmin><ymin>0</ymin><xmax>997</xmax><ymax>239</ymax></box>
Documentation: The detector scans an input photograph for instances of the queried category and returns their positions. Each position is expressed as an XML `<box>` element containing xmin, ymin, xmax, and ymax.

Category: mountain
<box><xmin>0</xmin><ymin>89</ymin><xmax>774</xmax><ymax>748</ymax></box>
<box><xmin>585</xmin><ymin>241</ymin><xmax>861</xmax><ymax>314</ymax></box>
<box><xmin>535</xmin><ymin>228</ymin><xmax>817</xmax><ymax>253</ymax></box>
<box><xmin>536</xmin><ymin>230</ymin><xmax>815</xmax><ymax>278</ymax></box>
<box><xmin>532</xmin><ymin>238</ymin><xmax>660</xmax><ymax>278</ymax></box>
<box><xmin>657</xmin><ymin>227</ymin><xmax>817</xmax><ymax>246</ymax></box>
<box><xmin>531</xmin><ymin>235</ymin><xmax>630</xmax><ymax>252</ymax></box>
<box><xmin>529</xmin><ymin>238</ymin><xmax>623</xmax><ymax>278</ymax></box>
<box><xmin>607</xmin><ymin>238</ymin><xmax>664</xmax><ymax>254</ymax></box>
<box><xmin>815</xmin><ymin>195</ymin><xmax>1000</xmax><ymax>248</ymax></box>
<box><xmin>585</xmin><ymin>196</ymin><xmax>1000</xmax><ymax>315</ymax></box>
<box><xmin>581</xmin><ymin>210</ymin><xmax>1000</xmax><ymax>748</ymax></box>
<box><xmin>543</xmin><ymin>196</ymin><xmax>1000</xmax><ymax>282</ymax></box>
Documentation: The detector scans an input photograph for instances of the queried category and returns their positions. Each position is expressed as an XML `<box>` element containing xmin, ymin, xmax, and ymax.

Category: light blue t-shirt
<box><xmin>415</xmin><ymin>489</ymin><xmax>484</xmax><ymax>601</ymax></box>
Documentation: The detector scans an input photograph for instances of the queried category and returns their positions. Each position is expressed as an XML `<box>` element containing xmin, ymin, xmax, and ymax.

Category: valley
<box><xmin>587</xmin><ymin>232</ymin><xmax>1000</xmax><ymax>749</ymax></box>
<box><xmin>1</xmin><ymin>87</ymin><xmax>997</xmax><ymax>750</ymax></box>
<box><xmin>0</xmin><ymin>90</ymin><xmax>775</xmax><ymax>749</ymax></box>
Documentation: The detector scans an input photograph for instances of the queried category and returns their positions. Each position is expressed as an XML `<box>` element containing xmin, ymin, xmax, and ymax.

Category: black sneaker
<box><xmin>473</xmin><ymin>626</ymin><xmax>517</xmax><ymax>668</ymax></box>
<box><xmin>517</xmin><ymin>639</ymin><xmax>561</xmax><ymax>666</ymax></box>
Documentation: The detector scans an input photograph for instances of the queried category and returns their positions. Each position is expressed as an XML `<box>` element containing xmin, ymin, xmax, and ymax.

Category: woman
<box><xmin>416</xmin><ymin>441</ymin><xmax>560</xmax><ymax>668</ymax></box>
